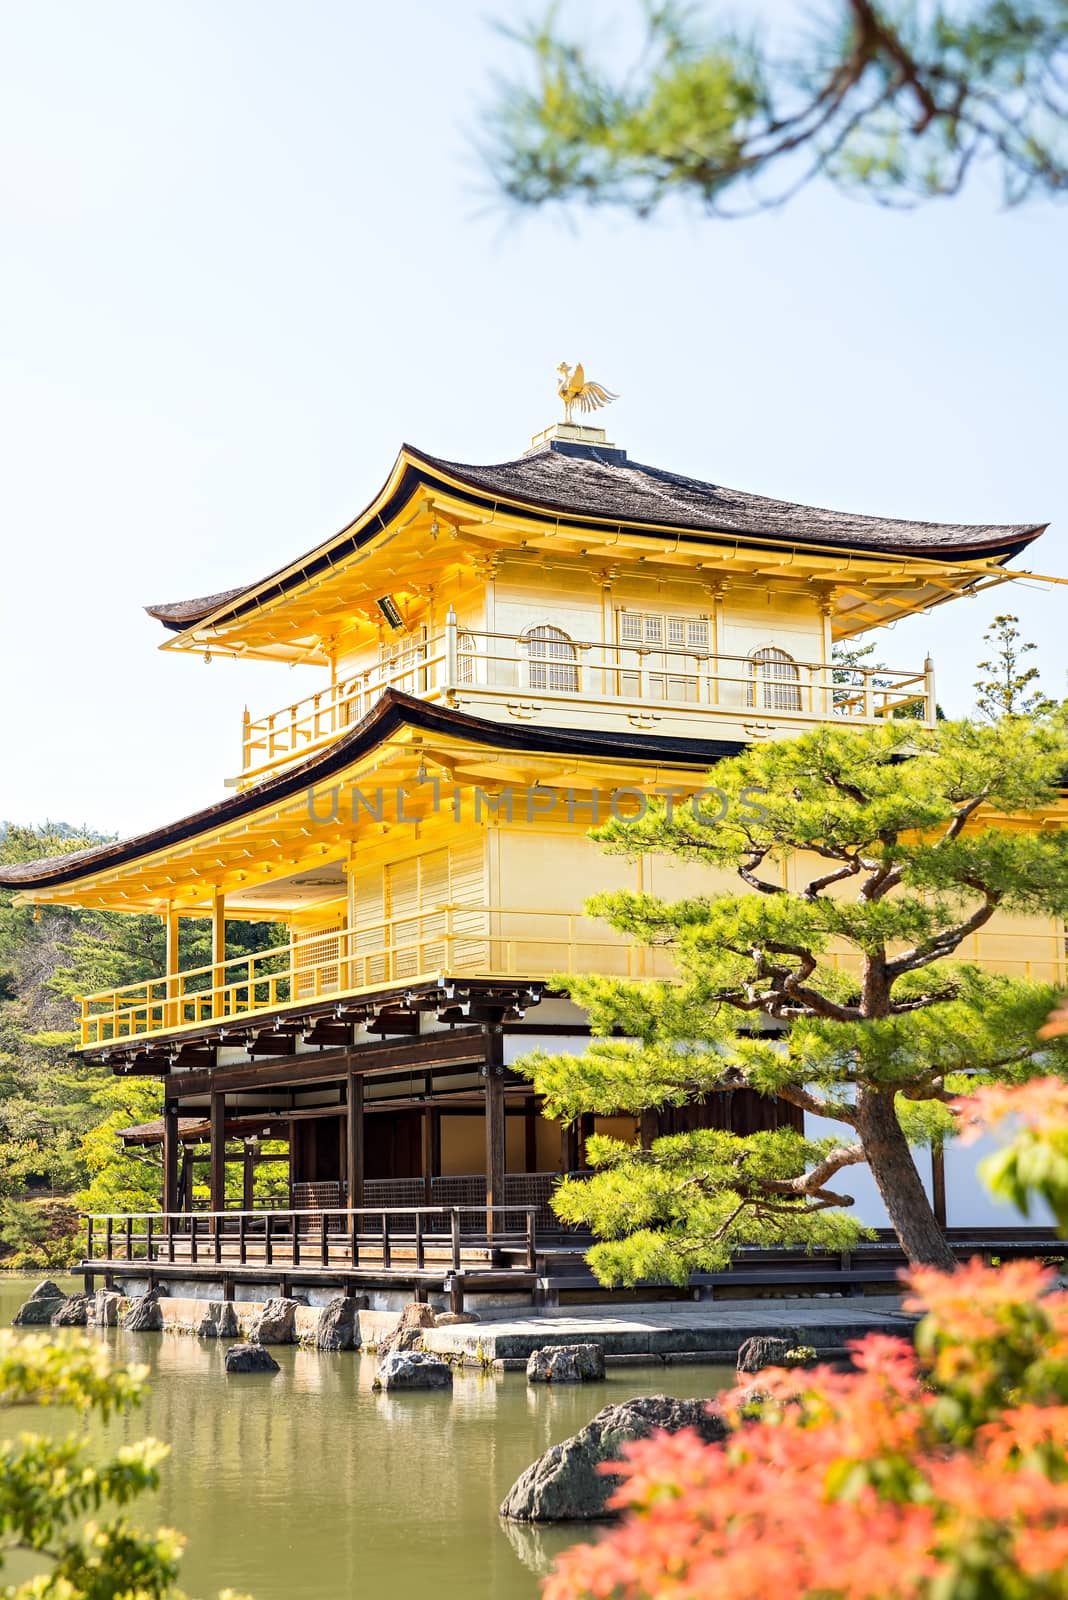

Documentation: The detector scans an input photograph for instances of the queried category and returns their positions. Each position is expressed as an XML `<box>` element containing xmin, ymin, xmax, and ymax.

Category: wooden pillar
<box><xmin>162</xmin><ymin>1101</ymin><xmax>180</xmax><ymax>1216</ymax></box>
<box><xmin>524</xmin><ymin>1097</ymin><xmax>538</xmax><ymax>1173</ymax></box>
<box><xmin>163</xmin><ymin>906</ymin><xmax>180</xmax><ymax>1027</ymax></box>
<box><xmin>561</xmin><ymin>1120</ymin><xmax>580</xmax><ymax>1174</ymax></box>
<box><xmin>210</xmin><ymin>1090</ymin><xmax>226</xmax><ymax>1213</ymax></box>
<box><xmin>242</xmin><ymin>1143</ymin><xmax>255</xmax><ymax>1213</ymax></box>
<box><xmin>346</xmin><ymin>1072</ymin><xmax>364</xmax><ymax>1208</ymax></box>
<box><xmin>577</xmin><ymin>1113</ymin><xmax>595</xmax><ymax>1171</ymax></box>
<box><xmin>210</xmin><ymin>888</ymin><xmax>226</xmax><ymax>1019</ymax></box>
<box><xmin>639</xmin><ymin>1108</ymin><xmax>659</xmax><ymax>1151</ymax></box>
<box><xmin>484</xmin><ymin>1028</ymin><xmax>506</xmax><ymax>1240</ymax></box>
<box><xmin>421</xmin><ymin>1076</ymin><xmax>438</xmax><ymax>1204</ymax></box>
<box><xmin>931</xmin><ymin>1141</ymin><xmax>947</xmax><ymax>1229</ymax></box>
<box><xmin>179</xmin><ymin>1151</ymin><xmax>193</xmax><ymax>1212</ymax></box>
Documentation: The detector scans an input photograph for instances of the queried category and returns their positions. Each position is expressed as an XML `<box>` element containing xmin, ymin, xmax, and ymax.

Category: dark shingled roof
<box><xmin>144</xmin><ymin>439</ymin><xmax>1047</xmax><ymax>632</ymax></box>
<box><xmin>425</xmin><ymin>442</ymin><xmax>1046</xmax><ymax>559</ymax></box>
<box><xmin>0</xmin><ymin>689</ymin><xmax>743</xmax><ymax>890</ymax></box>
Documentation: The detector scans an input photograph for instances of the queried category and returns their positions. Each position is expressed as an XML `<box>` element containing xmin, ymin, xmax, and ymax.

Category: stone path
<box><xmin>424</xmin><ymin>1294</ymin><xmax>915</xmax><ymax>1366</ymax></box>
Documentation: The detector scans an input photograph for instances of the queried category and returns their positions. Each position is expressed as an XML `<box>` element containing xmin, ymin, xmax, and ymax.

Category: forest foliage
<box><xmin>0</xmin><ymin>824</ymin><xmax>280</xmax><ymax>1267</ymax></box>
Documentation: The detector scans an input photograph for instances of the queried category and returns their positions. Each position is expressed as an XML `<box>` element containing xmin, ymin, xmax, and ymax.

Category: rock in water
<box><xmin>225</xmin><ymin>1343</ymin><xmax>280</xmax><ymax>1374</ymax></box>
<box><xmin>244</xmin><ymin>1297</ymin><xmax>299</xmax><ymax>1344</ymax></box>
<box><xmin>373</xmin><ymin>1351</ymin><xmax>453</xmax><ymax>1391</ymax></box>
<box><xmin>122</xmin><ymin>1289</ymin><xmax>165</xmax><ymax>1332</ymax></box>
<box><xmin>51</xmin><ymin>1294</ymin><xmax>93</xmax><ymax>1327</ymax></box>
<box><xmin>87</xmin><ymin>1289</ymin><xmax>124</xmax><ymax>1328</ymax></box>
<box><xmin>735</xmin><ymin>1335</ymin><xmax>801</xmax><ymax>1375</ymax></box>
<box><xmin>526</xmin><ymin>1344</ymin><xmax>605</xmax><ymax>1384</ymax></box>
<box><xmin>13</xmin><ymin>1282</ymin><xmax>67</xmax><ymax>1326</ymax></box>
<box><xmin>316</xmin><ymin>1295</ymin><xmax>363</xmax><ymax>1351</ymax></box>
<box><xmin>375</xmin><ymin>1301</ymin><xmax>437</xmax><ymax>1361</ymax></box>
<box><xmin>195</xmin><ymin>1301</ymin><xmax>239</xmax><ymax>1339</ymax></box>
<box><xmin>500</xmin><ymin>1396</ymin><xmax>727</xmax><ymax>1523</ymax></box>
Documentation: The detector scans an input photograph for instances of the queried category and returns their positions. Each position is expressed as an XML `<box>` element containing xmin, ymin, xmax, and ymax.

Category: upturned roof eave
<box><xmin>144</xmin><ymin>442</ymin><xmax>1048</xmax><ymax>643</ymax></box>
<box><xmin>0</xmin><ymin>689</ymin><xmax>742</xmax><ymax>894</ymax></box>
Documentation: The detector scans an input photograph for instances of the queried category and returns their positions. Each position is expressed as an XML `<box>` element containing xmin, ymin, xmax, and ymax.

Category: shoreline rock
<box><xmin>51</xmin><ymin>1293</ymin><xmax>93</xmax><ymax>1327</ymax></box>
<box><xmin>526</xmin><ymin>1344</ymin><xmax>605</xmax><ymax>1384</ymax></box>
<box><xmin>225</xmin><ymin>1343</ymin><xmax>280</xmax><ymax>1374</ymax></box>
<box><xmin>500</xmin><ymin>1395</ymin><xmax>727</xmax><ymax>1523</ymax></box>
<box><xmin>374</xmin><ymin>1301</ymin><xmax>437</xmax><ymax>1361</ymax></box>
<box><xmin>315</xmin><ymin>1295</ymin><xmax>364</xmax><ymax>1351</ymax></box>
<box><xmin>196</xmin><ymin>1301</ymin><xmax>239</xmax><ymax>1340</ymax></box>
<box><xmin>244</xmin><ymin>1297</ymin><xmax>299</xmax><ymax>1345</ymax></box>
<box><xmin>373</xmin><ymin>1350</ymin><xmax>453</xmax><ymax>1391</ymax></box>
<box><xmin>12</xmin><ymin>1281</ymin><xmax>67</xmax><ymax>1326</ymax></box>
<box><xmin>122</xmin><ymin>1288</ymin><xmax>166</xmax><ymax>1333</ymax></box>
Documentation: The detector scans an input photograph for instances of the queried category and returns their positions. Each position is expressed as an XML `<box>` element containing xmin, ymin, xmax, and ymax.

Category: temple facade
<box><xmin>3</xmin><ymin>407</ymin><xmax>1062</xmax><ymax>1306</ymax></box>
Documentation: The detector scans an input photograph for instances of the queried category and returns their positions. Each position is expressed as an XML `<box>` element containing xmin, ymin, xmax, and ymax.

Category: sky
<box><xmin>1</xmin><ymin>0</ymin><xmax>1066</xmax><ymax>840</ymax></box>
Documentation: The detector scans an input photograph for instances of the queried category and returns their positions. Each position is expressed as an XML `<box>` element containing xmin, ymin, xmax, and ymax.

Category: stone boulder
<box><xmin>122</xmin><ymin>1289</ymin><xmax>165</xmax><ymax>1332</ymax></box>
<box><xmin>244</xmin><ymin>1297</ymin><xmax>299</xmax><ymax>1345</ymax></box>
<box><xmin>526</xmin><ymin>1344</ymin><xmax>605</xmax><ymax>1384</ymax></box>
<box><xmin>12</xmin><ymin>1281</ymin><xmax>67</xmax><ymax>1326</ymax></box>
<box><xmin>500</xmin><ymin>1395</ymin><xmax>727</xmax><ymax>1523</ymax></box>
<box><xmin>224</xmin><ymin>1343</ymin><xmax>280</xmax><ymax>1374</ymax></box>
<box><xmin>373</xmin><ymin>1350</ymin><xmax>453</xmax><ymax>1391</ymax></box>
<box><xmin>87</xmin><ymin>1289</ymin><xmax>124</xmax><ymax>1328</ymax></box>
<box><xmin>195</xmin><ymin>1301</ymin><xmax>239</xmax><ymax>1340</ymax></box>
<box><xmin>51</xmin><ymin>1294</ymin><xmax>93</xmax><ymax>1327</ymax></box>
<box><xmin>434</xmin><ymin>1311</ymin><xmax>480</xmax><ymax>1328</ymax></box>
<box><xmin>315</xmin><ymin>1295</ymin><xmax>364</xmax><ymax>1351</ymax></box>
<box><xmin>375</xmin><ymin>1301</ymin><xmax>437</xmax><ymax>1361</ymax></box>
<box><xmin>735</xmin><ymin>1335</ymin><xmax>796</xmax><ymax>1375</ymax></box>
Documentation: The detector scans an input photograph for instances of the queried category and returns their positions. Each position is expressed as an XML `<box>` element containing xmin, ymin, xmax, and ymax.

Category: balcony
<box><xmin>234</xmin><ymin>616</ymin><xmax>936</xmax><ymax>784</ymax></box>
<box><xmin>78</xmin><ymin>904</ymin><xmax>1065</xmax><ymax>1050</ymax></box>
<box><xmin>78</xmin><ymin>906</ymin><xmax>648</xmax><ymax>1048</ymax></box>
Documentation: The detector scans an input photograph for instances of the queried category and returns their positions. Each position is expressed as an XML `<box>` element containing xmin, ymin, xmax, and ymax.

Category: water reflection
<box><xmin>2</xmin><ymin>1278</ymin><xmax>730</xmax><ymax>1600</ymax></box>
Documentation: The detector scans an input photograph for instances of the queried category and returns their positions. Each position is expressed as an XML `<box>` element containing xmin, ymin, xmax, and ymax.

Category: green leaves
<box><xmin>516</xmin><ymin>714</ymin><xmax>1068</xmax><ymax>1268</ymax></box>
<box><xmin>486</xmin><ymin>1</ymin><xmax>1068</xmax><ymax>216</ymax></box>
<box><xmin>0</xmin><ymin>1334</ymin><xmax>251</xmax><ymax>1600</ymax></box>
<box><xmin>550</xmin><ymin>1127</ymin><xmax>869</xmax><ymax>1284</ymax></box>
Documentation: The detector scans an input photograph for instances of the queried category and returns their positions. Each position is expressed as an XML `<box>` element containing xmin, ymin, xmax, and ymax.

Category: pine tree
<box><xmin>487</xmin><ymin>2</ymin><xmax>1068</xmax><ymax>218</ymax></box>
<box><xmin>974</xmin><ymin>613</ymin><xmax>1056</xmax><ymax>720</ymax></box>
<box><xmin>518</xmin><ymin>714</ymin><xmax>1068</xmax><ymax>1278</ymax></box>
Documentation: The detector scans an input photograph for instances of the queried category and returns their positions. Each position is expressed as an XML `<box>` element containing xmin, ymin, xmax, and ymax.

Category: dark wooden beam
<box><xmin>170</xmin><ymin>1029</ymin><xmax>485</xmax><ymax>1099</ymax></box>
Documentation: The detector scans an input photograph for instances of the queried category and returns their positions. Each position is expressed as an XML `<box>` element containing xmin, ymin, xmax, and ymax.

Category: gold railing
<box><xmin>77</xmin><ymin>904</ymin><xmax>1064</xmax><ymax>1048</ymax></box>
<box><xmin>236</xmin><ymin>618</ymin><xmax>936</xmax><ymax>780</ymax></box>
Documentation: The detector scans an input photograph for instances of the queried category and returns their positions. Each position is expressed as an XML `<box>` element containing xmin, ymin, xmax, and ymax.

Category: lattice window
<box><xmin>294</xmin><ymin>923</ymin><xmax>342</xmax><ymax>999</ymax></box>
<box><xmin>747</xmin><ymin>646</ymin><xmax>803</xmax><ymax>712</ymax></box>
<box><xmin>457</xmin><ymin>628</ymin><xmax>476</xmax><ymax>686</ymax></box>
<box><xmin>617</xmin><ymin>611</ymin><xmax>709</xmax><ymax>702</ymax></box>
<box><xmin>618</xmin><ymin>611</ymin><xmax>709</xmax><ymax>650</ymax></box>
<box><xmin>524</xmin><ymin>624</ymin><xmax>579</xmax><ymax>693</ymax></box>
<box><xmin>378</xmin><ymin>625</ymin><xmax>429</xmax><ymax>692</ymax></box>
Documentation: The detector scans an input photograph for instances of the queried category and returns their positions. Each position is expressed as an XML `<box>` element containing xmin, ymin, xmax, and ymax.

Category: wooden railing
<box><xmin>76</xmin><ymin>905</ymin><xmax>647</xmax><ymax>1046</ymax></box>
<box><xmin>77</xmin><ymin>905</ymin><xmax>1067</xmax><ymax>1048</ymax></box>
<box><xmin>236</xmin><ymin>617</ymin><xmax>935</xmax><ymax>781</ymax></box>
<box><xmin>83</xmin><ymin>1205</ymin><xmax>540</xmax><ymax>1273</ymax></box>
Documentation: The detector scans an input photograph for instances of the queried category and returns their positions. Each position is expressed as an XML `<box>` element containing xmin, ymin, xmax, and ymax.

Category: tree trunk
<box><xmin>855</xmin><ymin>1087</ymin><xmax>956</xmax><ymax>1270</ymax></box>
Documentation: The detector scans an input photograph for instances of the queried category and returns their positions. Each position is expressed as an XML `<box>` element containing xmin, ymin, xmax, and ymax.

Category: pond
<box><xmin>1</xmin><ymin>1277</ymin><xmax>731</xmax><ymax>1600</ymax></box>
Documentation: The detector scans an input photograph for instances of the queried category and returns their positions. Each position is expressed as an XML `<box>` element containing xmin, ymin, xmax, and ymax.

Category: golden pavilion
<box><xmin>3</xmin><ymin>382</ymin><xmax>1061</xmax><ymax>1307</ymax></box>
